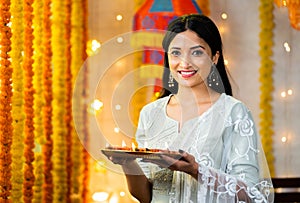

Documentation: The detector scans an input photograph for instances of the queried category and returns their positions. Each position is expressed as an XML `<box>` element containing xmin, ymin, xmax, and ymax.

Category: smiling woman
<box><xmin>105</xmin><ymin>14</ymin><xmax>274</xmax><ymax>203</ymax></box>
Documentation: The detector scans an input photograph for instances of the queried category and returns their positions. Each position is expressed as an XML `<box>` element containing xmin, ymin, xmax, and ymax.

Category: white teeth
<box><xmin>180</xmin><ymin>71</ymin><xmax>195</xmax><ymax>76</ymax></box>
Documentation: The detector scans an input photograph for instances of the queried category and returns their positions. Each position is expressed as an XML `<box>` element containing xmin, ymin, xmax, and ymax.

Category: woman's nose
<box><xmin>179</xmin><ymin>59</ymin><xmax>191</xmax><ymax>68</ymax></box>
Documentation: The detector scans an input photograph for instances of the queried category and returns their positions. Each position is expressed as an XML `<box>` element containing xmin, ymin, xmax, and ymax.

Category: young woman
<box><xmin>108</xmin><ymin>14</ymin><xmax>274</xmax><ymax>203</ymax></box>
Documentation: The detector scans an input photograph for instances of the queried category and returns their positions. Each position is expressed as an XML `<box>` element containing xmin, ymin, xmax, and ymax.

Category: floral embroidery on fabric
<box><xmin>224</xmin><ymin>176</ymin><xmax>238</xmax><ymax>196</ymax></box>
<box><xmin>226</xmin><ymin>113</ymin><xmax>259</xmax><ymax>173</ymax></box>
<box><xmin>247</xmin><ymin>180</ymin><xmax>272</xmax><ymax>202</ymax></box>
<box><xmin>197</xmin><ymin>152</ymin><xmax>214</xmax><ymax>168</ymax></box>
<box><xmin>199</xmin><ymin>163</ymin><xmax>272</xmax><ymax>202</ymax></box>
<box><xmin>233</xmin><ymin>114</ymin><xmax>254</xmax><ymax>137</ymax></box>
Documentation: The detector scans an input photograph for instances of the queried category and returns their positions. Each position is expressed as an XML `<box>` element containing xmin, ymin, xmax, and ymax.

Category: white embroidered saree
<box><xmin>135</xmin><ymin>93</ymin><xmax>274</xmax><ymax>203</ymax></box>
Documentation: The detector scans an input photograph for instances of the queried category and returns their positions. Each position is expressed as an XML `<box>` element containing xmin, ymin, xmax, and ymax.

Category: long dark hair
<box><xmin>159</xmin><ymin>14</ymin><xmax>232</xmax><ymax>98</ymax></box>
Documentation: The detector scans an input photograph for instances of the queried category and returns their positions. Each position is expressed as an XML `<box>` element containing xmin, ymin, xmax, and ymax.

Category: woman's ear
<box><xmin>212</xmin><ymin>51</ymin><xmax>220</xmax><ymax>64</ymax></box>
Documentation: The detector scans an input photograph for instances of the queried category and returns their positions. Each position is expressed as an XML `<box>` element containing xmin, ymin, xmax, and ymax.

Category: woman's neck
<box><xmin>175</xmin><ymin>85</ymin><xmax>219</xmax><ymax>106</ymax></box>
<box><xmin>167</xmin><ymin>85</ymin><xmax>221</xmax><ymax>129</ymax></box>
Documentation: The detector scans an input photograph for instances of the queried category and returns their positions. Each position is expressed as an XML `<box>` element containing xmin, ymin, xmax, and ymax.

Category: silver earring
<box><xmin>168</xmin><ymin>73</ymin><xmax>174</xmax><ymax>87</ymax></box>
<box><xmin>207</xmin><ymin>64</ymin><xmax>220</xmax><ymax>87</ymax></box>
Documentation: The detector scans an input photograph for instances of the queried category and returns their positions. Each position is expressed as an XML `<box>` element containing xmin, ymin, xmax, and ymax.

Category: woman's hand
<box><xmin>142</xmin><ymin>149</ymin><xmax>199</xmax><ymax>179</ymax></box>
<box><xmin>108</xmin><ymin>155</ymin><xmax>135</xmax><ymax>166</ymax></box>
<box><xmin>105</xmin><ymin>155</ymin><xmax>152</xmax><ymax>202</ymax></box>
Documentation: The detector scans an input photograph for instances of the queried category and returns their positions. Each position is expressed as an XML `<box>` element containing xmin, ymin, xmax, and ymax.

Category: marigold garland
<box><xmin>258</xmin><ymin>0</ymin><xmax>275</xmax><ymax>176</ymax></box>
<box><xmin>22</xmin><ymin>0</ymin><xmax>36</xmax><ymax>202</ymax></box>
<box><xmin>32</xmin><ymin>152</ymin><xmax>43</xmax><ymax>203</ymax></box>
<box><xmin>65</xmin><ymin>0</ymin><xmax>73</xmax><ymax>202</ymax></box>
<box><xmin>41</xmin><ymin>0</ymin><xmax>54</xmax><ymax>201</ymax></box>
<box><xmin>51</xmin><ymin>0</ymin><xmax>68</xmax><ymax>201</ymax></box>
<box><xmin>10</xmin><ymin>0</ymin><xmax>25</xmax><ymax>202</ymax></box>
<box><xmin>32</xmin><ymin>0</ymin><xmax>45</xmax><ymax>146</ymax></box>
<box><xmin>71</xmin><ymin>0</ymin><xmax>84</xmax><ymax>201</ymax></box>
<box><xmin>0</xmin><ymin>0</ymin><xmax>13</xmax><ymax>201</ymax></box>
<box><xmin>32</xmin><ymin>0</ymin><xmax>45</xmax><ymax>201</ymax></box>
<box><xmin>81</xmin><ymin>0</ymin><xmax>90</xmax><ymax>201</ymax></box>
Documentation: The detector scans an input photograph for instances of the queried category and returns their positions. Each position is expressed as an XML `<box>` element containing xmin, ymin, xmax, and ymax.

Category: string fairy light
<box><xmin>281</xmin><ymin>136</ymin><xmax>287</xmax><ymax>143</ymax></box>
<box><xmin>221</xmin><ymin>12</ymin><xmax>228</xmax><ymax>20</ymax></box>
<box><xmin>116</xmin><ymin>14</ymin><xmax>123</xmax><ymax>21</ymax></box>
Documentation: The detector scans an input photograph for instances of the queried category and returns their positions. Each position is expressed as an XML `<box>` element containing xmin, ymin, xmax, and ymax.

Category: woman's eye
<box><xmin>170</xmin><ymin>50</ymin><xmax>181</xmax><ymax>56</ymax></box>
<box><xmin>192</xmin><ymin>50</ymin><xmax>204</xmax><ymax>56</ymax></box>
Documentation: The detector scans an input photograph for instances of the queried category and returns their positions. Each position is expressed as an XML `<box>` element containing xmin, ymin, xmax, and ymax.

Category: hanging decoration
<box><xmin>0</xmin><ymin>0</ymin><xmax>13</xmax><ymax>201</ymax></box>
<box><xmin>196</xmin><ymin>0</ymin><xmax>210</xmax><ymax>16</ymax></box>
<box><xmin>10</xmin><ymin>0</ymin><xmax>25</xmax><ymax>201</ymax></box>
<box><xmin>32</xmin><ymin>0</ymin><xmax>45</xmax><ymax>202</ymax></box>
<box><xmin>258</xmin><ymin>0</ymin><xmax>275</xmax><ymax>176</ymax></box>
<box><xmin>274</xmin><ymin>0</ymin><xmax>300</xmax><ymax>30</ymax></box>
<box><xmin>65</xmin><ymin>0</ymin><xmax>73</xmax><ymax>202</ymax></box>
<box><xmin>42</xmin><ymin>0</ymin><xmax>54</xmax><ymax>201</ymax></box>
<box><xmin>22</xmin><ymin>0</ymin><xmax>36</xmax><ymax>202</ymax></box>
<box><xmin>32</xmin><ymin>153</ymin><xmax>43</xmax><ymax>203</ymax></box>
<box><xmin>0</xmin><ymin>0</ymin><xmax>88</xmax><ymax>201</ymax></box>
<box><xmin>70</xmin><ymin>0</ymin><xmax>84</xmax><ymax>201</ymax></box>
<box><xmin>32</xmin><ymin>0</ymin><xmax>45</xmax><ymax>146</ymax></box>
<box><xmin>134</xmin><ymin>0</ymin><xmax>146</xmax><ymax>11</ymax></box>
<box><xmin>134</xmin><ymin>0</ymin><xmax>210</xmax><ymax>16</ymax></box>
<box><xmin>81</xmin><ymin>0</ymin><xmax>90</xmax><ymax>201</ymax></box>
<box><xmin>52</xmin><ymin>0</ymin><xmax>68</xmax><ymax>201</ymax></box>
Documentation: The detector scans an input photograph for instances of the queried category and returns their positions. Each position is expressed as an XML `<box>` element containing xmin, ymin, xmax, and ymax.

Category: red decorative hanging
<box><xmin>133</xmin><ymin>0</ymin><xmax>202</xmax><ymax>31</ymax></box>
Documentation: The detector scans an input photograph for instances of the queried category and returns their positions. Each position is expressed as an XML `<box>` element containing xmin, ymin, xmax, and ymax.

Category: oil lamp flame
<box><xmin>132</xmin><ymin>142</ymin><xmax>137</xmax><ymax>151</ymax></box>
<box><xmin>122</xmin><ymin>140</ymin><xmax>126</xmax><ymax>147</ymax></box>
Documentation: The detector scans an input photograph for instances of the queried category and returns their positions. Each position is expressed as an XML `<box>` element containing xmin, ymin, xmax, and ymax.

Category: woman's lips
<box><xmin>178</xmin><ymin>70</ymin><xmax>198</xmax><ymax>78</ymax></box>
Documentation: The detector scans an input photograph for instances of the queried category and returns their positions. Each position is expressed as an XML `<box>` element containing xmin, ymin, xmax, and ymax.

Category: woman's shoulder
<box><xmin>140</xmin><ymin>96</ymin><xmax>169</xmax><ymax>120</ymax></box>
<box><xmin>222</xmin><ymin>94</ymin><xmax>251</xmax><ymax>116</ymax></box>
<box><xmin>142</xmin><ymin>96</ymin><xmax>170</xmax><ymax>110</ymax></box>
<box><xmin>222</xmin><ymin>94</ymin><xmax>247</xmax><ymax>107</ymax></box>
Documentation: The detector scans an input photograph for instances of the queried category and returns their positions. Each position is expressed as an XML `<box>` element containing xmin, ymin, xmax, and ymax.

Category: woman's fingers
<box><xmin>142</xmin><ymin>155</ymin><xmax>178</xmax><ymax>168</ymax></box>
<box><xmin>108</xmin><ymin>156</ymin><xmax>135</xmax><ymax>165</ymax></box>
<box><xmin>160</xmin><ymin>150</ymin><xmax>198</xmax><ymax>177</ymax></box>
<box><xmin>178</xmin><ymin>149</ymin><xmax>195</xmax><ymax>163</ymax></box>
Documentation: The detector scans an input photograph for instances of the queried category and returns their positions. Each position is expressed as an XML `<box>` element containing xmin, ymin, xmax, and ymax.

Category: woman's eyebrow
<box><xmin>169</xmin><ymin>47</ymin><xmax>180</xmax><ymax>50</ymax></box>
<box><xmin>169</xmin><ymin>45</ymin><xmax>205</xmax><ymax>50</ymax></box>
<box><xmin>190</xmin><ymin>45</ymin><xmax>205</xmax><ymax>50</ymax></box>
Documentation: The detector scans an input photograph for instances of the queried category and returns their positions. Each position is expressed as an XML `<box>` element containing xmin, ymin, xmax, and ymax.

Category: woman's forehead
<box><xmin>171</xmin><ymin>31</ymin><xmax>206</xmax><ymax>45</ymax></box>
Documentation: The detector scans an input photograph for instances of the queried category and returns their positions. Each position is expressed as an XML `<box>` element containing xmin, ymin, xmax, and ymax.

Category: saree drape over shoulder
<box><xmin>135</xmin><ymin>93</ymin><xmax>274</xmax><ymax>203</ymax></box>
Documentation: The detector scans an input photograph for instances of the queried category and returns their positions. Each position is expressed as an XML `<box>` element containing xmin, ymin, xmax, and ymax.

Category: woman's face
<box><xmin>168</xmin><ymin>30</ymin><xmax>219</xmax><ymax>88</ymax></box>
